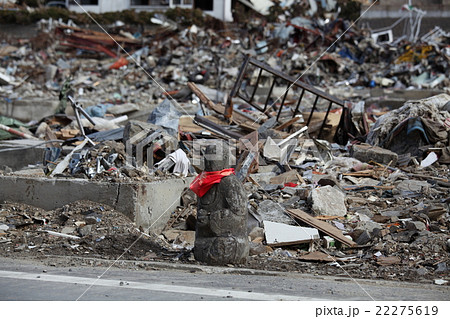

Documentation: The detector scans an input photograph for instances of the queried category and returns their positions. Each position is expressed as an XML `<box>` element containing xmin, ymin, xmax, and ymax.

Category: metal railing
<box><xmin>225</xmin><ymin>56</ymin><xmax>344</xmax><ymax>138</ymax></box>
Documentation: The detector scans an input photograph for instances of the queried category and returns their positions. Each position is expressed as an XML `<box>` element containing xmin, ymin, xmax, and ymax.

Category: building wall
<box><xmin>69</xmin><ymin>0</ymin><xmax>130</xmax><ymax>13</ymax></box>
<box><xmin>200</xmin><ymin>0</ymin><xmax>233</xmax><ymax>22</ymax></box>
<box><xmin>68</xmin><ymin>0</ymin><xmax>233</xmax><ymax>21</ymax></box>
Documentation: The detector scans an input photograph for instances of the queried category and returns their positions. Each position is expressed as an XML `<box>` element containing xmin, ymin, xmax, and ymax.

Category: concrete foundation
<box><xmin>0</xmin><ymin>98</ymin><xmax>60</xmax><ymax>123</ymax></box>
<box><xmin>0</xmin><ymin>140</ymin><xmax>46</xmax><ymax>171</ymax></box>
<box><xmin>0</xmin><ymin>175</ymin><xmax>193</xmax><ymax>234</ymax></box>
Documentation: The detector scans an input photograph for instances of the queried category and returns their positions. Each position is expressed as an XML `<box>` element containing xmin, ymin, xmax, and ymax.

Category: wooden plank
<box><xmin>270</xmin><ymin>170</ymin><xmax>298</xmax><ymax>185</ymax></box>
<box><xmin>286</xmin><ymin>208</ymin><xmax>357</xmax><ymax>247</ymax></box>
<box><xmin>298</xmin><ymin>251</ymin><xmax>339</xmax><ymax>262</ymax></box>
<box><xmin>188</xmin><ymin>81</ymin><xmax>261</xmax><ymax>129</ymax></box>
<box><xmin>274</xmin><ymin>116</ymin><xmax>302</xmax><ymax>131</ymax></box>
<box><xmin>315</xmin><ymin>216</ymin><xmax>345</xmax><ymax>221</ymax></box>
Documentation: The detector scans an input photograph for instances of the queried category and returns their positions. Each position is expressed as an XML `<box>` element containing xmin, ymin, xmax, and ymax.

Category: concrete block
<box><xmin>0</xmin><ymin>140</ymin><xmax>46</xmax><ymax>171</ymax></box>
<box><xmin>351</xmin><ymin>143</ymin><xmax>398</xmax><ymax>165</ymax></box>
<box><xmin>310</xmin><ymin>185</ymin><xmax>347</xmax><ymax>217</ymax></box>
<box><xmin>0</xmin><ymin>175</ymin><xmax>193</xmax><ymax>234</ymax></box>
<box><xmin>0</xmin><ymin>98</ymin><xmax>60</xmax><ymax>123</ymax></box>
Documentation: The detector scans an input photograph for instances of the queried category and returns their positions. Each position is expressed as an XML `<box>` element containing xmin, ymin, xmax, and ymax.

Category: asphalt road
<box><xmin>0</xmin><ymin>257</ymin><xmax>449</xmax><ymax>301</ymax></box>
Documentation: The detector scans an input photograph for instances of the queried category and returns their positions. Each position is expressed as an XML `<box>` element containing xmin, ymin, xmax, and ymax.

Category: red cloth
<box><xmin>189</xmin><ymin>168</ymin><xmax>235</xmax><ymax>197</ymax></box>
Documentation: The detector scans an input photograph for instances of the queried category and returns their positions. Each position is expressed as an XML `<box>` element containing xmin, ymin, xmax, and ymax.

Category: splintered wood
<box><xmin>287</xmin><ymin>208</ymin><xmax>357</xmax><ymax>247</ymax></box>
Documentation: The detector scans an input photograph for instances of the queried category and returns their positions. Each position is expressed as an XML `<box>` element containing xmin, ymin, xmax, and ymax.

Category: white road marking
<box><xmin>0</xmin><ymin>270</ymin><xmax>328</xmax><ymax>301</ymax></box>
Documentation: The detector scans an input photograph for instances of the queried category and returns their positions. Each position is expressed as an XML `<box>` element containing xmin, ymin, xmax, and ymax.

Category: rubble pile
<box><xmin>0</xmin><ymin>200</ymin><xmax>185</xmax><ymax>261</ymax></box>
<box><xmin>0</xmin><ymin>6</ymin><xmax>449</xmax><ymax>284</ymax></box>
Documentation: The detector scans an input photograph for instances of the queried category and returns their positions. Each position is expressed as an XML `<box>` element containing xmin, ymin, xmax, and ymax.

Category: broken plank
<box><xmin>315</xmin><ymin>216</ymin><xmax>345</xmax><ymax>221</ymax></box>
<box><xmin>188</xmin><ymin>82</ymin><xmax>261</xmax><ymax>129</ymax></box>
<box><xmin>298</xmin><ymin>251</ymin><xmax>339</xmax><ymax>262</ymax></box>
<box><xmin>286</xmin><ymin>208</ymin><xmax>357</xmax><ymax>247</ymax></box>
<box><xmin>194</xmin><ymin>114</ymin><xmax>243</xmax><ymax>140</ymax></box>
<box><xmin>274</xmin><ymin>116</ymin><xmax>303</xmax><ymax>131</ymax></box>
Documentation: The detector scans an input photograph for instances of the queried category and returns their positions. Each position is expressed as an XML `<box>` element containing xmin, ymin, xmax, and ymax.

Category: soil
<box><xmin>1</xmin><ymin>200</ymin><xmax>448</xmax><ymax>285</ymax></box>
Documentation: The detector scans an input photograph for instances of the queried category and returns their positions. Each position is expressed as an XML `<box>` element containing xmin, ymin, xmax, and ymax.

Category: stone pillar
<box><xmin>194</xmin><ymin>142</ymin><xmax>249</xmax><ymax>265</ymax></box>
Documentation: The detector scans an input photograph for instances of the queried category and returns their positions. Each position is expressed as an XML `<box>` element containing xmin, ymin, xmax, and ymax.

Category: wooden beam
<box><xmin>286</xmin><ymin>209</ymin><xmax>357</xmax><ymax>247</ymax></box>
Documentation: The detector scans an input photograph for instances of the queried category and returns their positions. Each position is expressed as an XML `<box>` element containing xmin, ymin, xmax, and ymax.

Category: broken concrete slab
<box><xmin>350</xmin><ymin>143</ymin><xmax>398</xmax><ymax>165</ymax></box>
<box><xmin>106</xmin><ymin>103</ymin><xmax>140</xmax><ymax>115</ymax></box>
<box><xmin>396</xmin><ymin>180</ymin><xmax>430</xmax><ymax>193</ymax></box>
<box><xmin>263</xmin><ymin>220</ymin><xmax>319</xmax><ymax>247</ymax></box>
<box><xmin>310</xmin><ymin>185</ymin><xmax>347</xmax><ymax>217</ymax></box>
<box><xmin>0</xmin><ymin>139</ymin><xmax>47</xmax><ymax>171</ymax></box>
<box><xmin>357</xmin><ymin>220</ymin><xmax>382</xmax><ymax>234</ymax></box>
<box><xmin>0</xmin><ymin>175</ymin><xmax>193</xmax><ymax>234</ymax></box>
<box><xmin>257</xmin><ymin>200</ymin><xmax>295</xmax><ymax>225</ymax></box>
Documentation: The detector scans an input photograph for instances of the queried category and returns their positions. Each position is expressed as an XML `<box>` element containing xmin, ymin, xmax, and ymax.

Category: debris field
<box><xmin>0</xmin><ymin>1</ymin><xmax>449</xmax><ymax>286</ymax></box>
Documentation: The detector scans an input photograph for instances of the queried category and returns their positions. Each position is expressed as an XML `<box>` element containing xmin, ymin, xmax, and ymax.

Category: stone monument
<box><xmin>193</xmin><ymin>142</ymin><xmax>249</xmax><ymax>265</ymax></box>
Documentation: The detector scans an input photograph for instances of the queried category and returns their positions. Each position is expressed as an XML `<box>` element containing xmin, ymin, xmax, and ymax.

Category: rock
<box><xmin>14</xmin><ymin>244</ymin><xmax>26</xmax><ymax>252</ymax></box>
<box><xmin>164</xmin><ymin>229</ymin><xmax>195</xmax><ymax>246</ymax></box>
<box><xmin>61</xmin><ymin>227</ymin><xmax>76</xmax><ymax>234</ymax></box>
<box><xmin>281</xmin><ymin>196</ymin><xmax>302</xmax><ymax>208</ymax></box>
<box><xmin>390</xmin><ymin>216</ymin><xmax>399</xmax><ymax>223</ymax></box>
<box><xmin>0</xmin><ymin>224</ymin><xmax>9</xmax><ymax>231</ymax></box>
<box><xmin>356</xmin><ymin>212</ymin><xmax>371</xmax><ymax>222</ymax></box>
<box><xmin>249</xmin><ymin>172</ymin><xmax>277</xmax><ymax>184</ymax></box>
<box><xmin>250</xmin><ymin>192</ymin><xmax>263</xmax><ymax>200</ymax></box>
<box><xmin>249</xmin><ymin>242</ymin><xmax>268</xmax><ymax>256</ymax></box>
<box><xmin>434</xmin><ymin>279</ymin><xmax>448</xmax><ymax>285</ymax></box>
<box><xmin>84</xmin><ymin>216</ymin><xmax>99</xmax><ymax>225</ymax></box>
<box><xmin>416</xmin><ymin>267</ymin><xmax>428</xmax><ymax>276</ymax></box>
<box><xmin>356</xmin><ymin>230</ymin><xmax>371</xmax><ymax>245</ymax></box>
<box><xmin>173</xmin><ymin>230</ymin><xmax>195</xmax><ymax>246</ymax></box>
<box><xmin>163</xmin><ymin>229</ymin><xmax>181</xmax><ymax>242</ymax></box>
<box><xmin>248</xmin><ymin>227</ymin><xmax>265</xmax><ymax>242</ymax></box>
<box><xmin>317</xmin><ymin>176</ymin><xmax>340</xmax><ymax>187</ymax></box>
<box><xmin>310</xmin><ymin>185</ymin><xmax>347</xmax><ymax>216</ymax></box>
<box><xmin>262</xmin><ymin>184</ymin><xmax>280</xmax><ymax>193</ymax></box>
<box><xmin>406</xmin><ymin>221</ymin><xmax>427</xmax><ymax>231</ymax></box>
<box><xmin>392</xmin><ymin>230</ymin><xmax>418</xmax><ymax>243</ymax></box>
<box><xmin>350</xmin><ymin>143</ymin><xmax>398</xmax><ymax>165</ymax></box>
<box><xmin>435</xmin><ymin>262</ymin><xmax>448</xmax><ymax>273</ymax></box>
<box><xmin>396</xmin><ymin>180</ymin><xmax>430</xmax><ymax>193</ymax></box>
<box><xmin>355</xmin><ymin>208</ymin><xmax>374</xmax><ymax>218</ymax></box>
<box><xmin>257</xmin><ymin>200</ymin><xmax>295</xmax><ymax>225</ymax></box>
<box><xmin>380</xmin><ymin>210</ymin><xmax>402</xmax><ymax>217</ymax></box>
<box><xmin>78</xmin><ymin>225</ymin><xmax>93</xmax><ymax>237</ymax></box>
<box><xmin>357</xmin><ymin>221</ymin><xmax>382</xmax><ymax>234</ymax></box>
<box><xmin>281</xmin><ymin>186</ymin><xmax>297</xmax><ymax>196</ymax></box>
